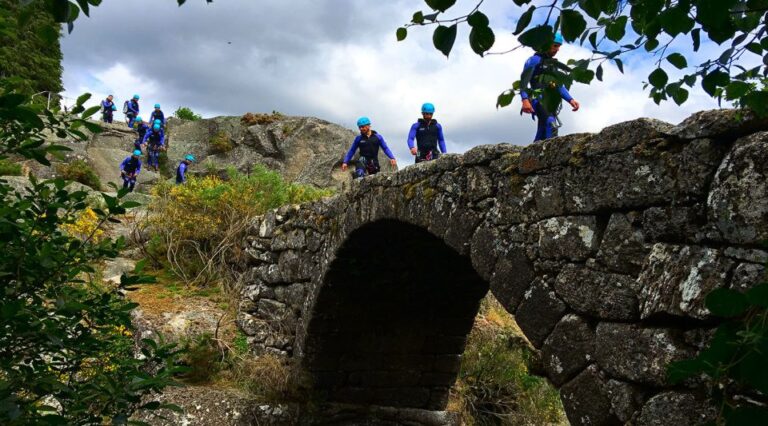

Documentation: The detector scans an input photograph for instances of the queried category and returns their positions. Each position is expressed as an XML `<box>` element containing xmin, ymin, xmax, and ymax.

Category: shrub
<box><xmin>209</xmin><ymin>130</ymin><xmax>233</xmax><ymax>154</ymax></box>
<box><xmin>241</xmin><ymin>111</ymin><xmax>285</xmax><ymax>126</ymax></box>
<box><xmin>0</xmin><ymin>88</ymin><xmax>182</xmax><ymax>425</ymax></box>
<box><xmin>449</xmin><ymin>296</ymin><xmax>565</xmax><ymax>425</ymax></box>
<box><xmin>174</xmin><ymin>106</ymin><xmax>202</xmax><ymax>121</ymax></box>
<box><xmin>60</xmin><ymin>207</ymin><xmax>105</xmax><ymax>242</ymax></box>
<box><xmin>0</xmin><ymin>158</ymin><xmax>22</xmax><ymax>175</ymax></box>
<box><xmin>57</xmin><ymin>159</ymin><xmax>101</xmax><ymax>190</ymax></box>
<box><xmin>149</xmin><ymin>166</ymin><xmax>332</xmax><ymax>286</ymax></box>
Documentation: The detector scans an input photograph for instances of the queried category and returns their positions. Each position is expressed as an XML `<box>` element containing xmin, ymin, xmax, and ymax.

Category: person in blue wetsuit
<box><xmin>142</xmin><ymin>124</ymin><xmax>165</xmax><ymax>171</ymax></box>
<box><xmin>124</xmin><ymin>94</ymin><xmax>140</xmax><ymax>127</ymax></box>
<box><xmin>520</xmin><ymin>31</ymin><xmax>580</xmax><ymax>141</ymax></box>
<box><xmin>120</xmin><ymin>150</ymin><xmax>143</xmax><ymax>192</ymax></box>
<box><xmin>341</xmin><ymin>116</ymin><xmax>397</xmax><ymax>178</ymax></box>
<box><xmin>101</xmin><ymin>95</ymin><xmax>115</xmax><ymax>123</ymax></box>
<box><xmin>149</xmin><ymin>104</ymin><xmax>165</xmax><ymax>126</ymax></box>
<box><xmin>133</xmin><ymin>116</ymin><xmax>149</xmax><ymax>152</ymax></box>
<box><xmin>176</xmin><ymin>154</ymin><xmax>195</xmax><ymax>184</ymax></box>
<box><xmin>407</xmin><ymin>102</ymin><xmax>447</xmax><ymax>163</ymax></box>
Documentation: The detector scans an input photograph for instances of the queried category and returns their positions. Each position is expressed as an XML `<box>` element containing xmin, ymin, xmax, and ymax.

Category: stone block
<box><xmin>635</xmin><ymin>392</ymin><xmax>716</xmax><ymax>426</ymax></box>
<box><xmin>560</xmin><ymin>365</ymin><xmax>618</xmax><ymax>426</ymax></box>
<box><xmin>515</xmin><ymin>279</ymin><xmax>567</xmax><ymax>347</ymax></box>
<box><xmin>638</xmin><ymin>244</ymin><xmax>733</xmax><ymax>319</ymax></box>
<box><xmin>596</xmin><ymin>212</ymin><xmax>648</xmax><ymax>275</ymax></box>
<box><xmin>542</xmin><ymin>314</ymin><xmax>595</xmax><ymax>386</ymax></box>
<box><xmin>489</xmin><ymin>247</ymin><xmax>535</xmax><ymax>312</ymax></box>
<box><xmin>708</xmin><ymin>132</ymin><xmax>768</xmax><ymax>244</ymax></box>
<box><xmin>538</xmin><ymin>216</ymin><xmax>600</xmax><ymax>261</ymax></box>
<box><xmin>554</xmin><ymin>265</ymin><xmax>639</xmax><ymax>320</ymax></box>
<box><xmin>595</xmin><ymin>323</ymin><xmax>695</xmax><ymax>386</ymax></box>
<box><xmin>605</xmin><ymin>379</ymin><xmax>647</xmax><ymax>423</ymax></box>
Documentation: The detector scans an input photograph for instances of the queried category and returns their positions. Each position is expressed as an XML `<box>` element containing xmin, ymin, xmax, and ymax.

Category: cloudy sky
<box><xmin>61</xmin><ymin>0</ymin><xmax>728</xmax><ymax>162</ymax></box>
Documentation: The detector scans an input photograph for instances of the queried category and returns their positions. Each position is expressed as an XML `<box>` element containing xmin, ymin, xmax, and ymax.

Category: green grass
<box><xmin>0</xmin><ymin>158</ymin><xmax>22</xmax><ymax>176</ymax></box>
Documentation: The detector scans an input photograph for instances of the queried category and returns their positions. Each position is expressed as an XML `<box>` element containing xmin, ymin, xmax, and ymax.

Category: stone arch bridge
<box><xmin>234</xmin><ymin>110</ymin><xmax>768</xmax><ymax>425</ymax></box>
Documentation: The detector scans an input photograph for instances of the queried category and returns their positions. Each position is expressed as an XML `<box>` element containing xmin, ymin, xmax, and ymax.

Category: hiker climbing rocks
<box><xmin>407</xmin><ymin>102</ymin><xmax>446</xmax><ymax>163</ymax></box>
<box><xmin>120</xmin><ymin>149</ymin><xmax>143</xmax><ymax>192</ymax></box>
<box><xmin>124</xmin><ymin>94</ymin><xmax>140</xmax><ymax>128</ymax></box>
<box><xmin>101</xmin><ymin>95</ymin><xmax>115</xmax><ymax>123</ymax></box>
<box><xmin>133</xmin><ymin>116</ymin><xmax>149</xmax><ymax>152</ymax></box>
<box><xmin>149</xmin><ymin>103</ymin><xmax>165</xmax><ymax>126</ymax></box>
<box><xmin>341</xmin><ymin>116</ymin><xmax>396</xmax><ymax>178</ymax></box>
<box><xmin>142</xmin><ymin>123</ymin><xmax>165</xmax><ymax>171</ymax></box>
<box><xmin>520</xmin><ymin>31</ymin><xmax>580</xmax><ymax>141</ymax></box>
<box><xmin>176</xmin><ymin>154</ymin><xmax>195</xmax><ymax>184</ymax></box>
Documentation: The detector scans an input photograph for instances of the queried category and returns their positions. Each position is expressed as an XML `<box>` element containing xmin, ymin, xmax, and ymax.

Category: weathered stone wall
<box><xmin>234</xmin><ymin>109</ymin><xmax>768</xmax><ymax>425</ymax></box>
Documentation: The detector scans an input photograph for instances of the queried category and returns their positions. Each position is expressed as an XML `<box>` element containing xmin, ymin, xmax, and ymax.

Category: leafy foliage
<box><xmin>449</xmin><ymin>296</ymin><xmax>564</xmax><ymax>425</ymax></box>
<box><xmin>0</xmin><ymin>85</ymin><xmax>183</xmax><ymax>424</ymax></box>
<box><xmin>0</xmin><ymin>0</ymin><xmax>63</xmax><ymax>101</ymax></box>
<box><xmin>668</xmin><ymin>278</ymin><xmax>768</xmax><ymax>424</ymax></box>
<box><xmin>147</xmin><ymin>167</ymin><xmax>332</xmax><ymax>286</ymax></box>
<box><xmin>208</xmin><ymin>130</ymin><xmax>234</xmax><ymax>154</ymax></box>
<box><xmin>57</xmin><ymin>158</ymin><xmax>101</xmax><ymax>190</ymax></box>
<box><xmin>400</xmin><ymin>0</ymin><xmax>768</xmax><ymax>115</ymax></box>
<box><xmin>173</xmin><ymin>106</ymin><xmax>202</xmax><ymax>121</ymax></box>
<box><xmin>0</xmin><ymin>158</ymin><xmax>22</xmax><ymax>176</ymax></box>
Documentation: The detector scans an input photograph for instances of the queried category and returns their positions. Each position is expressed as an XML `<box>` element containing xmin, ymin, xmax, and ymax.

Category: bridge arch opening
<box><xmin>302</xmin><ymin>219</ymin><xmax>489</xmax><ymax>410</ymax></box>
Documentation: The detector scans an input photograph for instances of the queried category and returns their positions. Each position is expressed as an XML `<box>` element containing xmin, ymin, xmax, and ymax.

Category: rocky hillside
<box><xmin>22</xmin><ymin>112</ymin><xmax>386</xmax><ymax>194</ymax></box>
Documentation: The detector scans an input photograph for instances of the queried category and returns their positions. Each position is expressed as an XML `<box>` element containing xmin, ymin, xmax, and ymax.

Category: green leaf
<box><xmin>691</xmin><ymin>28</ymin><xmax>702</xmax><ymax>52</ymax></box>
<box><xmin>571</xmin><ymin>66</ymin><xmax>595</xmax><ymax>84</ymax></box>
<box><xmin>613</xmin><ymin>58</ymin><xmax>624</xmax><ymax>73</ymax></box>
<box><xmin>76</xmin><ymin>93</ymin><xmax>91</xmax><ymax>106</ymax></box>
<box><xmin>605</xmin><ymin>15</ymin><xmax>627</xmax><ymax>42</ymax></box>
<box><xmin>50</xmin><ymin>0</ymin><xmax>71</xmax><ymax>22</ymax></box>
<box><xmin>513</xmin><ymin>0</ymin><xmax>532</xmax><ymax>5</ymax></box>
<box><xmin>672</xmin><ymin>87</ymin><xmax>689</xmax><ymax>105</ymax></box>
<box><xmin>746</xmin><ymin>282</ymin><xmax>768</xmax><ymax>308</ymax></box>
<box><xmin>515</xmin><ymin>6</ymin><xmax>535</xmax><ymax>35</ymax></box>
<box><xmin>595</xmin><ymin>64</ymin><xmax>603</xmax><ymax>81</ymax></box>
<box><xmin>644</xmin><ymin>38</ymin><xmax>659</xmax><ymax>51</ymax></box>
<box><xmin>560</xmin><ymin>10</ymin><xmax>586</xmax><ymax>42</ymax></box>
<box><xmin>518</xmin><ymin>25</ymin><xmax>553</xmax><ymax>52</ymax></box>
<box><xmin>66</xmin><ymin>1</ymin><xmax>80</xmax><ymax>23</ymax></box>
<box><xmin>425</xmin><ymin>0</ymin><xmax>456</xmax><ymax>13</ymax></box>
<box><xmin>579</xmin><ymin>0</ymin><xmax>602</xmax><ymax>19</ymax></box>
<box><xmin>432</xmin><ymin>24</ymin><xmax>458</xmax><ymax>57</ymax></box>
<box><xmin>648</xmin><ymin>68</ymin><xmax>668</xmax><ymax>88</ymax></box>
<box><xmin>396</xmin><ymin>27</ymin><xmax>407</xmax><ymax>41</ymax></box>
<box><xmin>725</xmin><ymin>81</ymin><xmax>752</xmax><ymax>100</ymax></box>
<box><xmin>82</xmin><ymin>105</ymin><xmax>101</xmax><ymax>119</ymax></box>
<box><xmin>726</xmin><ymin>406</ymin><xmax>768</xmax><ymax>425</ymax></box>
<box><xmin>469</xmin><ymin>25</ymin><xmax>495</xmax><ymax>56</ymax></box>
<box><xmin>746</xmin><ymin>42</ymin><xmax>763</xmax><ymax>55</ymax></box>
<box><xmin>177</xmin><ymin>0</ymin><xmax>187</xmax><ymax>5</ymax></box>
<box><xmin>667</xmin><ymin>358</ymin><xmax>704</xmax><ymax>384</ymax></box>
<box><xmin>467</xmin><ymin>11</ymin><xmax>489</xmax><ymax>28</ymax></box>
<box><xmin>659</xmin><ymin>6</ymin><xmax>694</xmax><ymax>37</ymax></box>
<box><xmin>739</xmin><ymin>351</ymin><xmax>768</xmax><ymax>394</ymax></box>
<box><xmin>412</xmin><ymin>11</ymin><xmax>424</xmax><ymax>24</ymax></box>
<box><xmin>701</xmin><ymin>70</ymin><xmax>730</xmax><ymax>97</ymax></box>
<box><xmin>496</xmin><ymin>89</ymin><xmax>515</xmax><ymax>108</ymax></box>
<box><xmin>705</xmin><ymin>288</ymin><xmax>748</xmax><ymax>317</ymax></box>
<box><xmin>75</xmin><ymin>0</ymin><xmax>90</xmax><ymax>16</ymax></box>
<box><xmin>666</xmin><ymin>53</ymin><xmax>687</xmax><ymax>69</ymax></box>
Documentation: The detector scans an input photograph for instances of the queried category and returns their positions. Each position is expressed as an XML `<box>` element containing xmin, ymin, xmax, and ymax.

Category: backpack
<box><xmin>122</xmin><ymin>101</ymin><xmax>130</xmax><ymax>114</ymax></box>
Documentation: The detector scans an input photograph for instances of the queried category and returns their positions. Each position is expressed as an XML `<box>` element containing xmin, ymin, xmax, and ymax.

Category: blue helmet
<box><xmin>154</xmin><ymin>119</ymin><xmax>162</xmax><ymax>125</ymax></box>
<box><xmin>356</xmin><ymin>116</ymin><xmax>371</xmax><ymax>127</ymax></box>
<box><xmin>133</xmin><ymin>149</ymin><xmax>142</xmax><ymax>156</ymax></box>
<box><xmin>185</xmin><ymin>154</ymin><xmax>196</xmax><ymax>162</ymax></box>
<box><xmin>421</xmin><ymin>103</ymin><xmax>435</xmax><ymax>114</ymax></box>
<box><xmin>153</xmin><ymin>124</ymin><xmax>161</xmax><ymax>131</ymax></box>
<box><xmin>133</xmin><ymin>94</ymin><xmax>140</xmax><ymax>100</ymax></box>
<box><xmin>111</xmin><ymin>104</ymin><xmax>117</xmax><ymax>110</ymax></box>
<box><xmin>154</xmin><ymin>103</ymin><xmax>161</xmax><ymax>109</ymax></box>
<box><xmin>135</xmin><ymin>116</ymin><xmax>143</xmax><ymax>122</ymax></box>
<box><xmin>554</xmin><ymin>31</ymin><xmax>564</xmax><ymax>45</ymax></box>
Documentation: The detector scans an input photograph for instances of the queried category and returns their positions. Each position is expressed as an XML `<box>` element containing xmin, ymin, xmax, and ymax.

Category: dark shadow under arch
<box><xmin>302</xmin><ymin>219</ymin><xmax>489</xmax><ymax>410</ymax></box>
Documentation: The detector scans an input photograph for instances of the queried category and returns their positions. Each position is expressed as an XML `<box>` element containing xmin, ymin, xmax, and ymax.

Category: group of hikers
<box><xmin>110</xmin><ymin>32</ymin><xmax>579</xmax><ymax>188</ymax></box>
<box><xmin>102</xmin><ymin>94</ymin><xmax>195</xmax><ymax>192</ymax></box>
<box><xmin>341</xmin><ymin>32</ymin><xmax>579</xmax><ymax>178</ymax></box>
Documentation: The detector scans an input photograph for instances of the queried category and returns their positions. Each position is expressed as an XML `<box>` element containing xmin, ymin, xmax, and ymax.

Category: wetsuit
<box><xmin>149</xmin><ymin>109</ymin><xmax>166</xmax><ymax>126</ymax></box>
<box><xmin>176</xmin><ymin>161</ymin><xmax>188</xmax><ymax>184</ymax></box>
<box><xmin>125</xmin><ymin>100</ymin><xmax>140</xmax><ymax>128</ymax></box>
<box><xmin>120</xmin><ymin>156</ymin><xmax>142</xmax><ymax>192</ymax></box>
<box><xmin>101</xmin><ymin>99</ymin><xmax>114</xmax><ymax>123</ymax></box>
<box><xmin>520</xmin><ymin>52</ymin><xmax>573</xmax><ymax>141</ymax></box>
<box><xmin>343</xmin><ymin>131</ymin><xmax>395</xmax><ymax>178</ymax></box>
<box><xmin>407</xmin><ymin>118</ymin><xmax>446</xmax><ymax>163</ymax></box>
<box><xmin>134</xmin><ymin>122</ymin><xmax>149</xmax><ymax>151</ymax></box>
<box><xmin>142</xmin><ymin>129</ymin><xmax>165</xmax><ymax>168</ymax></box>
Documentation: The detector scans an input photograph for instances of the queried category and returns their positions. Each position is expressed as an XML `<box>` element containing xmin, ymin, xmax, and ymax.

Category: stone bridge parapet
<box><xmin>233</xmin><ymin>109</ymin><xmax>768</xmax><ymax>425</ymax></box>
